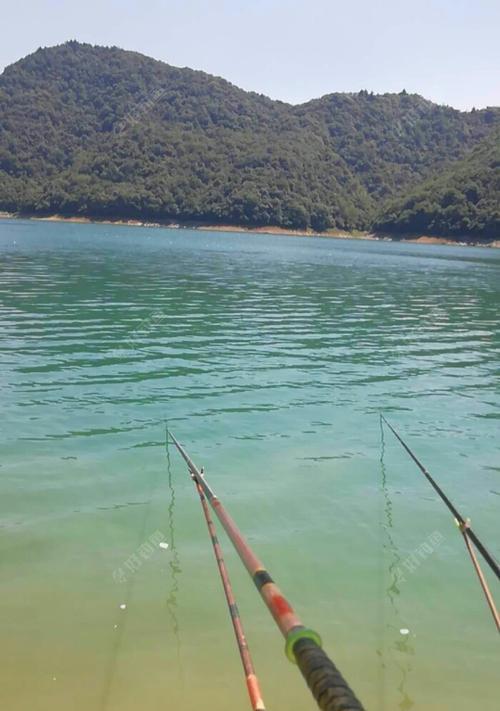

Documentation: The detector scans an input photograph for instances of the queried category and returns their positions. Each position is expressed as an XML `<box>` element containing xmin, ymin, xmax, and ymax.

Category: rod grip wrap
<box><xmin>293</xmin><ymin>637</ymin><xmax>365</xmax><ymax>711</ymax></box>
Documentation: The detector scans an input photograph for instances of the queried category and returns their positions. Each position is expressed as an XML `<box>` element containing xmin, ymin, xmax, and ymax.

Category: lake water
<box><xmin>1</xmin><ymin>218</ymin><xmax>498</xmax><ymax>711</ymax></box>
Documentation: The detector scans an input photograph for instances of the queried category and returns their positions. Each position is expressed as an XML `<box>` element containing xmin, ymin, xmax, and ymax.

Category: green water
<box><xmin>1</xmin><ymin>218</ymin><xmax>498</xmax><ymax>711</ymax></box>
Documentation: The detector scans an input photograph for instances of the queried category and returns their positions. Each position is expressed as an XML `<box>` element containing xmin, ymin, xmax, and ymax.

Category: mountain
<box><xmin>0</xmin><ymin>41</ymin><xmax>498</xmax><ymax>238</ymax></box>
<box><xmin>293</xmin><ymin>93</ymin><xmax>498</xmax><ymax>202</ymax></box>
<box><xmin>374</xmin><ymin>128</ymin><xmax>500</xmax><ymax>239</ymax></box>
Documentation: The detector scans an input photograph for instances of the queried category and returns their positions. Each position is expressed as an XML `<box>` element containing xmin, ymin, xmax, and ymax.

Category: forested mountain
<box><xmin>374</xmin><ymin>129</ymin><xmax>500</xmax><ymax>239</ymax></box>
<box><xmin>0</xmin><ymin>41</ymin><xmax>498</xmax><ymax>238</ymax></box>
<box><xmin>294</xmin><ymin>93</ymin><xmax>497</xmax><ymax>201</ymax></box>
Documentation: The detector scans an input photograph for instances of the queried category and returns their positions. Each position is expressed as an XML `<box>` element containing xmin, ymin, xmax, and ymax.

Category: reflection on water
<box><xmin>379</xmin><ymin>416</ymin><xmax>415</xmax><ymax>711</ymax></box>
<box><xmin>98</xmin><ymin>438</ymin><xmax>167</xmax><ymax>710</ymax></box>
<box><xmin>99</xmin><ymin>599</ymin><xmax>128</xmax><ymax>711</ymax></box>
<box><xmin>1</xmin><ymin>220</ymin><xmax>499</xmax><ymax>711</ymax></box>
<box><xmin>394</xmin><ymin>635</ymin><xmax>415</xmax><ymax>711</ymax></box>
<box><xmin>164</xmin><ymin>427</ymin><xmax>183</xmax><ymax>684</ymax></box>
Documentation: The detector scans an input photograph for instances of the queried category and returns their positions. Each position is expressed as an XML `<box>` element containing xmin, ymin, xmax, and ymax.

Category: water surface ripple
<box><xmin>1</xmin><ymin>220</ymin><xmax>499</xmax><ymax>711</ymax></box>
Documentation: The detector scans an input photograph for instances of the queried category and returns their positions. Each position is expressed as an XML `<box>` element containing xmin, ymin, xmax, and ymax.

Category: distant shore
<box><xmin>0</xmin><ymin>211</ymin><xmax>498</xmax><ymax>248</ymax></box>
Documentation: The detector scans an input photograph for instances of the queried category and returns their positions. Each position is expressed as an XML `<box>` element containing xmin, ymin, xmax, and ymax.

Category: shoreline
<box><xmin>0</xmin><ymin>211</ymin><xmax>498</xmax><ymax>248</ymax></box>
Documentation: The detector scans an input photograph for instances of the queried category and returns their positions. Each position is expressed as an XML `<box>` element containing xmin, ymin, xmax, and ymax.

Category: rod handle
<box><xmin>293</xmin><ymin>638</ymin><xmax>365</xmax><ymax>711</ymax></box>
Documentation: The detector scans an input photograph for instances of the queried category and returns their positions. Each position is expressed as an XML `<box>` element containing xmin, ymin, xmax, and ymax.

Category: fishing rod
<box><xmin>191</xmin><ymin>467</ymin><xmax>266</xmax><ymax>710</ymax></box>
<box><xmin>381</xmin><ymin>415</ymin><xmax>499</xmax><ymax>632</ymax></box>
<box><xmin>168</xmin><ymin>429</ymin><xmax>365</xmax><ymax>711</ymax></box>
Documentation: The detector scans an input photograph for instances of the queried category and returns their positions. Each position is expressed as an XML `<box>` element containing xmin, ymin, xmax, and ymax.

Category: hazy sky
<box><xmin>1</xmin><ymin>0</ymin><xmax>499</xmax><ymax>110</ymax></box>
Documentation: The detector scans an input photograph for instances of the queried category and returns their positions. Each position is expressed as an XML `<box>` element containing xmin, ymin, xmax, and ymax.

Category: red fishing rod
<box><xmin>381</xmin><ymin>415</ymin><xmax>499</xmax><ymax>632</ymax></box>
<box><xmin>191</xmin><ymin>468</ymin><xmax>266</xmax><ymax>710</ymax></box>
<box><xmin>168</xmin><ymin>429</ymin><xmax>365</xmax><ymax>711</ymax></box>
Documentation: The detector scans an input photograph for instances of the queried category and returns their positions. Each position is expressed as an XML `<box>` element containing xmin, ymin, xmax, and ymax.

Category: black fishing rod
<box><xmin>168</xmin><ymin>429</ymin><xmax>365</xmax><ymax>711</ymax></box>
<box><xmin>381</xmin><ymin>415</ymin><xmax>499</xmax><ymax>580</ymax></box>
<box><xmin>381</xmin><ymin>415</ymin><xmax>499</xmax><ymax>631</ymax></box>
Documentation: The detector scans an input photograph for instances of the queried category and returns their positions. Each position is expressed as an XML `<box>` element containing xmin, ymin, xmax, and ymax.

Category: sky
<box><xmin>1</xmin><ymin>0</ymin><xmax>499</xmax><ymax>110</ymax></box>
